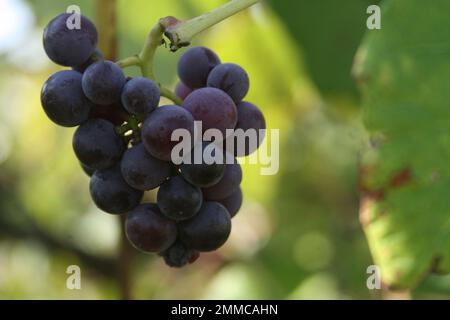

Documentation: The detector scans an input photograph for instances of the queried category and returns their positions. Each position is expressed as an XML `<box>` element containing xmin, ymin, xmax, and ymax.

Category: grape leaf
<box><xmin>269</xmin><ymin>0</ymin><xmax>379</xmax><ymax>96</ymax></box>
<box><xmin>354</xmin><ymin>0</ymin><xmax>450</xmax><ymax>289</ymax></box>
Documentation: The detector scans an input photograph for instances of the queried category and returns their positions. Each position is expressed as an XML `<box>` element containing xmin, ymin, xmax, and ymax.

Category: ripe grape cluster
<box><xmin>41</xmin><ymin>13</ymin><xmax>266</xmax><ymax>267</ymax></box>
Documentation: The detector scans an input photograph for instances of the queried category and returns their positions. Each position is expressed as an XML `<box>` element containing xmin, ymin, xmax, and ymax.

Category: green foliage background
<box><xmin>0</xmin><ymin>0</ymin><xmax>448</xmax><ymax>299</ymax></box>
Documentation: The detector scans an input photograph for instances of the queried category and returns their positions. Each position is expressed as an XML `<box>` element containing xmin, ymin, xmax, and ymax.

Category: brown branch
<box><xmin>96</xmin><ymin>0</ymin><xmax>118</xmax><ymax>61</ymax></box>
<box><xmin>0</xmin><ymin>200</ymin><xmax>117</xmax><ymax>277</ymax></box>
<box><xmin>96</xmin><ymin>0</ymin><xmax>134</xmax><ymax>300</ymax></box>
<box><xmin>118</xmin><ymin>214</ymin><xmax>133</xmax><ymax>300</ymax></box>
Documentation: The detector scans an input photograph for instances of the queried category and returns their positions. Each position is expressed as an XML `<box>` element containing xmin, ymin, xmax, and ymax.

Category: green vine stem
<box><xmin>116</xmin><ymin>0</ymin><xmax>260</xmax><ymax>105</ymax></box>
<box><xmin>138</xmin><ymin>22</ymin><xmax>165</xmax><ymax>80</ymax></box>
<box><xmin>116</xmin><ymin>55</ymin><xmax>140</xmax><ymax>68</ymax></box>
<box><xmin>116</xmin><ymin>21</ymin><xmax>183</xmax><ymax>105</ymax></box>
<box><xmin>159</xmin><ymin>86</ymin><xmax>183</xmax><ymax>105</ymax></box>
<box><xmin>164</xmin><ymin>0</ymin><xmax>260</xmax><ymax>51</ymax></box>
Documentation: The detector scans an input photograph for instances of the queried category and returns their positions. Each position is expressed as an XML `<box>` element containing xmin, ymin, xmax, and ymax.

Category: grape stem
<box><xmin>115</xmin><ymin>0</ymin><xmax>260</xmax><ymax>105</ymax></box>
<box><xmin>163</xmin><ymin>0</ymin><xmax>260</xmax><ymax>51</ymax></box>
<box><xmin>116</xmin><ymin>55</ymin><xmax>140</xmax><ymax>68</ymax></box>
<box><xmin>138</xmin><ymin>22</ymin><xmax>165</xmax><ymax>81</ymax></box>
<box><xmin>116</xmin><ymin>22</ymin><xmax>184</xmax><ymax>105</ymax></box>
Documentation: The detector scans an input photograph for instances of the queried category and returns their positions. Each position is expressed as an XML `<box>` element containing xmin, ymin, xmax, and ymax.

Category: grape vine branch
<box><xmin>96</xmin><ymin>0</ymin><xmax>133</xmax><ymax>300</ymax></box>
<box><xmin>116</xmin><ymin>0</ymin><xmax>260</xmax><ymax>105</ymax></box>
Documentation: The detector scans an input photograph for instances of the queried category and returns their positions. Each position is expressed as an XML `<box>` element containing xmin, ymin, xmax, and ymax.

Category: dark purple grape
<box><xmin>43</xmin><ymin>13</ymin><xmax>98</xmax><ymax>67</ymax></box>
<box><xmin>175</xmin><ymin>82</ymin><xmax>194</xmax><ymax>100</ymax></box>
<box><xmin>180</xmin><ymin>143</ymin><xmax>226</xmax><ymax>188</ymax></box>
<box><xmin>207</xmin><ymin>63</ymin><xmax>250</xmax><ymax>103</ymax></box>
<box><xmin>217</xmin><ymin>187</ymin><xmax>242</xmax><ymax>218</ymax></box>
<box><xmin>141</xmin><ymin>105</ymin><xmax>195</xmax><ymax>161</ymax></box>
<box><xmin>80</xmin><ymin>161</ymin><xmax>96</xmax><ymax>177</ymax></box>
<box><xmin>41</xmin><ymin>70</ymin><xmax>92</xmax><ymax>127</ymax></box>
<box><xmin>231</xmin><ymin>101</ymin><xmax>266</xmax><ymax>156</ymax></box>
<box><xmin>90</xmin><ymin>102</ymin><xmax>129</xmax><ymax>126</ymax></box>
<box><xmin>82</xmin><ymin>60</ymin><xmax>126</xmax><ymax>105</ymax></box>
<box><xmin>121</xmin><ymin>143</ymin><xmax>171</xmax><ymax>191</ymax></box>
<box><xmin>72</xmin><ymin>48</ymin><xmax>104</xmax><ymax>73</ymax></box>
<box><xmin>125</xmin><ymin>203</ymin><xmax>177</xmax><ymax>253</ymax></box>
<box><xmin>179</xmin><ymin>202</ymin><xmax>231</xmax><ymax>252</ymax></box>
<box><xmin>160</xmin><ymin>240</ymin><xmax>200</xmax><ymax>268</ymax></box>
<box><xmin>183</xmin><ymin>88</ymin><xmax>237</xmax><ymax>137</ymax></box>
<box><xmin>177</xmin><ymin>46</ymin><xmax>221</xmax><ymax>88</ymax></box>
<box><xmin>121</xmin><ymin>77</ymin><xmax>160</xmax><ymax>116</ymax></box>
<box><xmin>202</xmin><ymin>161</ymin><xmax>242</xmax><ymax>200</ymax></box>
<box><xmin>90</xmin><ymin>165</ymin><xmax>143</xmax><ymax>214</ymax></box>
<box><xmin>73</xmin><ymin>118</ymin><xmax>125</xmax><ymax>170</ymax></box>
<box><xmin>157</xmin><ymin>176</ymin><xmax>202</xmax><ymax>221</ymax></box>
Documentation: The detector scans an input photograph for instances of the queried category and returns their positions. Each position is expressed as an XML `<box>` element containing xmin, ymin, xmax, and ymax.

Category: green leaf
<box><xmin>270</xmin><ymin>0</ymin><xmax>379</xmax><ymax>97</ymax></box>
<box><xmin>355</xmin><ymin>0</ymin><xmax>450</xmax><ymax>289</ymax></box>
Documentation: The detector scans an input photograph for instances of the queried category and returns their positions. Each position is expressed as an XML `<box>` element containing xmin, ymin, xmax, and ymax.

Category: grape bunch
<box><xmin>41</xmin><ymin>13</ymin><xmax>266</xmax><ymax>267</ymax></box>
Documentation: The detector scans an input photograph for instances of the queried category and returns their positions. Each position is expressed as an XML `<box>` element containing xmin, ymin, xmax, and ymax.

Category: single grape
<box><xmin>41</xmin><ymin>70</ymin><xmax>92</xmax><ymax>127</ymax></box>
<box><xmin>121</xmin><ymin>143</ymin><xmax>172</xmax><ymax>191</ymax></box>
<box><xmin>207</xmin><ymin>63</ymin><xmax>250</xmax><ymax>103</ymax></box>
<box><xmin>180</xmin><ymin>143</ymin><xmax>226</xmax><ymax>188</ymax></box>
<box><xmin>121</xmin><ymin>77</ymin><xmax>160</xmax><ymax>116</ymax></box>
<box><xmin>157</xmin><ymin>176</ymin><xmax>203</xmax><ymax>221</ymax></box>
<box><xmin>90</xmin><ymin>165</ymin><xmax>143</xmax><ymax>214</ymax></box>
<box><xmin>141</xmin><ymin>105</ymin><xmax>195</xmax><ymax>161</ymax></box>
<box><xmin>82</xmin><ymin>60</ymin><xmax>126</xmax><ymax>105</ymax></box>
<box><xmin>217</xmin><ymin>187</ymin><xmax>243</xmax><ymax>218</ymax></box>
<box><xmin>183</xmin><ymin>88</ymin><xmax>237</xmax><ymax>137</ymax></box>
<box><xmin>43</xmin><ymin>13</ymin><xmax>98</xmax><ymax>67</ymax></box>
<box><xmin>177</xmin><ymin>47</ymin><xmax>221</xmax><ymax>88</ymax></box>
<box><xmin>179</xmin><ymin>202</ymin><xmax>231</xmax><ymax>252</ymax></box>
<box><xmin>125</xmin><ymin>203</ymin><xmax>177</xmax><ymax>253</ymax></box>
<box><xmin>90</xmin><ymin>102</ymin><xmax>129</xmax><ymax>126</ymax></box>
<box><xmin>80</xmin><ymin>161</ymin><xmax>96</xmax><ymax>177</ymax></box>
<box><xmin>202</xmin><ymin>161</ymin><xmax>242</xmax><ymax>200</ymax></box>
<box><xmin>160</xmin><ymin>240</ymin><xmax>200</xmax><ymax>268</ymax></box>
<box><xmin>73</xmin><ymin>118</ymin><xmax>125</xmax><ymax>170</ymax></box>
<box><xmin>231</xmin><ymin>101</ymin><xmax>266</xmax><ymax>156</ymax></box>
<box><xmin>175</xmin><ymin>82</ymin><xmax>194</xmax><ymax>100</ymax></box>
<box><xmin>72</xmin><ymin>48</ymin><xmax>104</xmax><ymax>73</ymax></box>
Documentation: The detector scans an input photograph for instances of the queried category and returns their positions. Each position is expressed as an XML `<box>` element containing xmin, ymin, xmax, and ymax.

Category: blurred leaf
<box><xmin>261</xmin><ymin>108</ymin><xmax>371</xmax><ymax>298</ymax></box>
<box><xmin>288</xmin><ymin>273</ymin><xmax>342</xmax><ymax>300</ymax></box>
<box><xmin>356</xmin><ymin>0</ymin><xmax>450</xmax><ymax>288</ymax></box>
<box><xmin>201</xmin><ymin>264</ymin><xmax>276</xmax><ymax>299</ymax></box>
<box><xmin>414</xmin><ymin>274</ymin><xmax>450</xmax><ymax>299</ymax></box>
<box><xmin>269</xmin><ymin>0</ymin><xmax>378</xmax><ymax>98</ymax></box>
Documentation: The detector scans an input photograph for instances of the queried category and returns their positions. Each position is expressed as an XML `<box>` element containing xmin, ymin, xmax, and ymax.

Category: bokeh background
<box><xmin>0</xmin><ymin>0</ymin><xmax>448</xmax><ymax>299</ymax></box>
